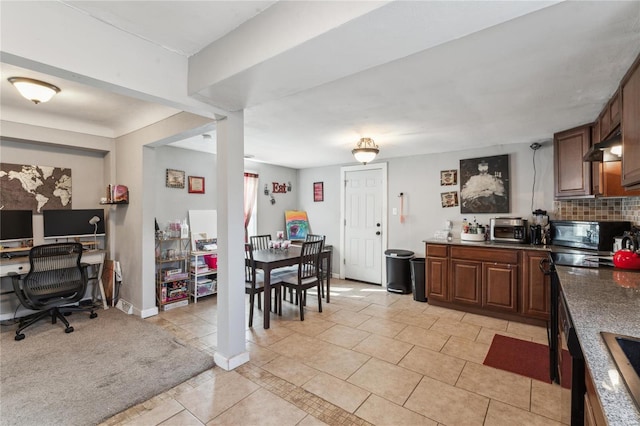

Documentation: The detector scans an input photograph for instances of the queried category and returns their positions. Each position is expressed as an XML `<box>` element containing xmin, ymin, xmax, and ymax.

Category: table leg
<box><xmin>263</xmin><ymin>265</ymin><xmax>271</xmax><ymax>329</ymax></box>
<box><xmin>326</xmin><ymin>252</ymin><xmax>331</xmax><ymax>303</ymax></box>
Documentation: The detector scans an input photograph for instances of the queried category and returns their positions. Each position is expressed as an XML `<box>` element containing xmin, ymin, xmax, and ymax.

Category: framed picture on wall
<box><xmin>313</xmin><ymin>182</ymin><xmax>324</xmax><ymax>202</ymax></box>
<box><xmin>440</xmin><ymin>169</ymin><xmax>457</xmax><ymax>186</ymax></box>
<box><xmin>188</xmin><ymin>176</ymin><xmax>205</xmax><ymax>194</ymax></box>
<box><xmin>166</xmin><ymin>169</ymin><xmax>185</xmax><ymax>188</ymax></box>
<box><xmin>459</xmin><ymin>154</ymin><xmax>509</xmax><ymax>213</ymax></box>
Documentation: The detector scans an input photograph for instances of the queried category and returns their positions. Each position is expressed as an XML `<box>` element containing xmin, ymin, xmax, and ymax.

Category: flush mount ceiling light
<box><xmin>8</xmin><ymin>77</ymin><xmax>60</xmax><ymax>104</ymax></box>
<box><xmin>352</xmin><ymin>137</ymin><xmax>379</xmax><ymax>165</ymax></box>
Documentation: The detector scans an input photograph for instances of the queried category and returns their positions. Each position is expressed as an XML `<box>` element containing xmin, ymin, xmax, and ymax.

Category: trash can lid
<box><xmin>384</xmin><ymin>249</ymin><xmax>414</xmax><ymax>258</ymax></box>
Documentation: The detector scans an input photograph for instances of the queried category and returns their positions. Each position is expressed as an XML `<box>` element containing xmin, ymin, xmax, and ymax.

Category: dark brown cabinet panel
<box><xmin>622</xmin><ymin>56</ymin><xmax>640</xmax><ymax>188</ymax></box>
<box><xmin>483</xmin><ymin>263</ymin><xmax>518</xmax><ymax>313</ymax></box>
<box><xmin>451</xmin><ymin>259</ymin><xmax>481</xmax><ymax>306</ymax></box>
<box><xmin>426</xmin><ymin>256</ymin><xmax>449</xmax><ymax>302</ymax></box>
<box><xmin>521</xmin><ymin>251</ymin><xmax>550</xmax><ymax>320</ymax></box>
<box><xmin>554</xmin><ymin>124</ymin><xmax>592</xmax><ymax>198</ymax></box>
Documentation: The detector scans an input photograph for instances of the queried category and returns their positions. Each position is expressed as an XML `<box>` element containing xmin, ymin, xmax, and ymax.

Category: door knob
<box><xmin>376</xmin><ymin>231</ymin><xmax>381</xmax><ymax>235</ymax></box>
<box><xmin>376</xmin><ymin>223</ymin><xmax>381</xmax><ymax>227</ymax></box>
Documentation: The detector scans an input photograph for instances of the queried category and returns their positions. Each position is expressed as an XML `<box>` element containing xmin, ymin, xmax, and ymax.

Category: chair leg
<box><xmin>257</xmin><ymin>292</ymin><xmax>262</xmax><ymax>310</ymax></box>
<box><xmin>248</xmin><ymin>292</ymin><xmax>255</xmax><ymax>327</ymax></box>
<box><xmin>317</xmin><ymin>284</ymin><xmax>323</xmax><ymax>313</ymax></box>
<box><xmin>52</xmin><ymin>307</ymin><xmax>74</xmax><ymax>333</ymax></box>
<box><xmin>298</xmin><ymin>288</ymin><xmax>305</xmax><ymax>321</ymax></box>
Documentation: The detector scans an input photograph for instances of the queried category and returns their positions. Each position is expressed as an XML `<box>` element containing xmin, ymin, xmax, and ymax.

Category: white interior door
<box><xmin>343</xmin><ymin>167</ymin><xmax>384</xmax><ymax>284</ymax></box>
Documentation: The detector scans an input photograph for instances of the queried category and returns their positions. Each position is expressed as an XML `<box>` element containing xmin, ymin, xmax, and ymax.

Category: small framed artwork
<box><xmin>166</xmin><ymin>169</ymin><xmax>185</xmax><ymax>188</ymax></box>
<box><xmin>313</xmin><ymin>182</ymin><xmax>324</xmax><ymax>202</ymax></box>
<box><xmin>440</xmin><ymin>169</ymin><xmax>457</xmax><ymax>186</ymax></box>
<box><xmin>188</xmin><ymin>176</ymin><xmax>205</xmax><ymax>194</ymax></box>
<box><xmin>441</xmin><ymin>191</ymin><xmax>459</xmax><ymax>208</ymax></box>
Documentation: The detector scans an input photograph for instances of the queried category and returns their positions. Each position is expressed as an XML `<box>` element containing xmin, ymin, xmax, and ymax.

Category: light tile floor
<box><xmin>100</xmin><ymin>279</ymin><xmax>569</xmax><ymax>426</ymax></box>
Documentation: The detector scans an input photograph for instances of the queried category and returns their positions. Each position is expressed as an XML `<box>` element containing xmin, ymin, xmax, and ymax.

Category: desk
<box><xmin>0</xmin><ymin>250</ymin><xmax>107</xmax><ymax>321</ymax></box>
<box><xmin>252</xmin><ymin>246</ymin><xmax>331</xmax><ymax>329</ymax></box>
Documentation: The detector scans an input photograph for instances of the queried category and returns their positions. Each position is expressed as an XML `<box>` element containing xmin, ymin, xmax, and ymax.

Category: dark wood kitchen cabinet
<box><xmin>598</xmin><ymin>89</ymin><xmax>621</xmax><ymax>141</ymax></box>
<box><xmin>554</xmin><ymin>124</ymin><xmax>592</xmax><ymax>198</ymax></box>
<box><xmin>521</xmin><ymin>251</ymin><xmax>550</xmax><ymax>320</ymax></box>
<box><xmin>426</xmin><ymin>244</ymin><xmax>449</xmax><ymax>302</ymax></box>
<box><xmin>425</xmin><ymin>242</ymin><xmax>548</xmax><ymax>326</ymax></box>
<box><xmin>622</xmin><ymin>55</ymin><xmax>640</xmax><ymax>189</ymax></box>
<box><xmin>483</xmin><ymin>262</ymin><xmax>518</xmax><ymax>313</ymax></box>
<box><xmin>450</xmin><ymin>246</ymin><xmax>518</xmax><ymax>314</ymax></box>
<box><xmin>451</xmin><ymin>259</ymin><xmax>481</xmax><ymax>306</ymax></box>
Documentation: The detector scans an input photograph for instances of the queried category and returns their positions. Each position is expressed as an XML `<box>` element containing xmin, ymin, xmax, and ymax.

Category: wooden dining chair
<box><xmin>280</xmin><ymin>239</ymin><xmax>323</xmax><ymax>321</ymax></box>
<box><xmin>249</xmin><ymin>234</ymin><xmax>271</xmax><ymax>251</ymax></box>
<box><xmin>305</xmin><ymin>234</ymin><xmax>327</xmax><ymax>298</ymax></box>
<box><xmin>244</xmin><ymin>243</ymin><xmax>282</xmax><ymax>327</ymax></box>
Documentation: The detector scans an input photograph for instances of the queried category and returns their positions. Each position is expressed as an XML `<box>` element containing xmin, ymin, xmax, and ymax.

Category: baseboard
<box><xmin>214</xmin><ymin>350</ymin><xmax>249</xmax><ymax>371</ymax></box>
<box><xmin>140</xmin><ymin>306</ymin><xmax>159</xmax><ymax>318</ymax></box>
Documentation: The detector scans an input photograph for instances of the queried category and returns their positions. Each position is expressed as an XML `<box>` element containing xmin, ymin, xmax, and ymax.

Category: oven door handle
<box><xmin>539</xmin><ymin>257</ymin><xmax>551</xmax><ymax>275</ymax></box>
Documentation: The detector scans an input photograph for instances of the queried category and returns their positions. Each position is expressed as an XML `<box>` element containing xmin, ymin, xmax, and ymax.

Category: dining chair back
<box><xmin>305</xmin><ymin>234</ymin><xmax>328</xmax><ymax>298</ymax></box>
<box><xmin>244</xmin><ymin>243</ymin><xmax>282</xmax><ymax>327</ymax></box>
<box><xmin>281</xmin><ymin>239</ymin><xmax>323</xmax><ymax>321</ymax></box>
<box><xmin>249</xmin><ymin>234</ymin><xmax>271</xmax><ymax>251</ymax></box>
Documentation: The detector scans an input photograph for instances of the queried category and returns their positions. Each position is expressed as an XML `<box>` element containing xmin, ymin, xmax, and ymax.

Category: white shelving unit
<box><xmin>189</xmin><ymin>250</ymin><xmax>217</xmax><ymax>303</ymax></box>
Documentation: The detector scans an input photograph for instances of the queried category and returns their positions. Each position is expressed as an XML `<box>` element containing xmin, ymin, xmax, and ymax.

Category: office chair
<box><xmin>9</xmin><ymin>242</ymin><xmax>98</xmax><ymax>341</ymax></box>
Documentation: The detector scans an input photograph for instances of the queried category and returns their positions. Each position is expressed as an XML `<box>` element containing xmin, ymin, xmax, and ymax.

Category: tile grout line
<box><xmin>236</xmin><ymin>362</ymin><xmax>374</xmax><ymax>426</ymax></box>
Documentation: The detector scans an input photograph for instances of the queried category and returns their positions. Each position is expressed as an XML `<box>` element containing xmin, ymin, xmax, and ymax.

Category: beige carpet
<box><xmin>0</xmin><ymin>307</ymin><xmax>215</xmax><ymax>426</ymax></box>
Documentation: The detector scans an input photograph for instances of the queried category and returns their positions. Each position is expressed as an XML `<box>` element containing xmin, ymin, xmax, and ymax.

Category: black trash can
<box><xmin>385</xmin><ymin>249</ymin><xmax>414</xmax><ymax>294</ymax></box>
<box><xmin>410</xmin><ymin>257</ymin><xmax>426</xmax><ymax>302</ymax></box>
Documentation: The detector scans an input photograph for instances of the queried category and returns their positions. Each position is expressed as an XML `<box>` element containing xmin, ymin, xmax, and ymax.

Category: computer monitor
<box><xmin>43</xmin><ymin>209</ymin><xmax>105</xmax><ymax>240</ymax></box>
<box><xmin>0</xmin><ymin>210</ymin><xmax>34</xmax><ymax>243</ymax></box>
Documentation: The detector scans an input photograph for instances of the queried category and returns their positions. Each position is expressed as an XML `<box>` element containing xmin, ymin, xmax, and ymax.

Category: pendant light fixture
<box><xmin>352</xmin><ymin>137</ymin><xmax>379</xmax><ymax>164</ymax></box>
<box><xmin>8</xmin><ymin>77</ymin><xmax>60</xmax><ymax>104</ymax></box>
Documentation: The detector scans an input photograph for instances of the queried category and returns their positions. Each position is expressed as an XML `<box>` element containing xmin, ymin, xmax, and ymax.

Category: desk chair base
<box><xmin>15</xmin><ymin>306</ymin><xmax>98</xmax><ymax>341</ymax></box>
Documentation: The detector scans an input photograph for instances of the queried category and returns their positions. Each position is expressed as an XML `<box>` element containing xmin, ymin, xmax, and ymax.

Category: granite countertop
<box><xmin>556</xmin><ymin>266</ymin><xmax>640</xmax><ymax>425</ymax></box>
<box><xmin>423</xmin><ymin>238</ymin><xmax>551</xmax><ymax>251</ymax></box>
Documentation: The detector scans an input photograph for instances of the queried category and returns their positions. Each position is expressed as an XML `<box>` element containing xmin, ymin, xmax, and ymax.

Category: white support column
<box><xmin>214</xmin><ymin>111</ymin><xmax>249</xmax><ymax>370</ymax></box>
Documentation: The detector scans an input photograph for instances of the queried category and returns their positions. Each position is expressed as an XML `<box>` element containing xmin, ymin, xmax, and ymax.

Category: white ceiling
<box><xmin>2</xmin><ymin>1</ymin><xmax>639</xmax><ymax>169</ymax></box>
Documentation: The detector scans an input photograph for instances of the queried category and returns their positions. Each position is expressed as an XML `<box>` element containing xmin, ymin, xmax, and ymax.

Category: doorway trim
<box><xmin>339</xmin><ymin>162</ymin><xmax>388</xmax><ymax>285</ymax></box>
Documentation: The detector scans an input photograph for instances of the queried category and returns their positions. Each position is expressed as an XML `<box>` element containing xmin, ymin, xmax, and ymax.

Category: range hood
<box><xmin>583</xmin><ymin>129</ymin><xmax>622</xmax><ymax>162</ymax></box>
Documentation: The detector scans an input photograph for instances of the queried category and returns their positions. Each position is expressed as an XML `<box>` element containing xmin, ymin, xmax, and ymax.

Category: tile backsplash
<box><xmin>553</xmin><ymin>196</ymin><xmax>640</xmax><ymax>225</ymax></box>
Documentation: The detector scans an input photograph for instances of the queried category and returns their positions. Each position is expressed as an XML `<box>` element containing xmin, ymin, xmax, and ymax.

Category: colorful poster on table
<box><xmin>285</xmin><ymin>210</ymin><xmax>310</xmax><ymax>241</ymax></box>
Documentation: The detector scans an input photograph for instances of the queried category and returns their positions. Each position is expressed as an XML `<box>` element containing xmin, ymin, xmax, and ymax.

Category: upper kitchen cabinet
<box><xmin>621</xmin><ymin>55</ymin><xmax>640</xmax><ymax>188</ymax></box>
<box><xmin>554</xmin><ymin>124</ymin><xmax>592</xmax><ymax>198</ymax></box>
<box><xmin>598</xmin><ymin>89</ymin><xmax>621</xmax><ymax>141</ymax></box>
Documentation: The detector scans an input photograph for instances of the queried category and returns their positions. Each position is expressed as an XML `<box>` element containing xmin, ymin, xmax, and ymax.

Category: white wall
<box><xmin>0</xmin><ymin>138</ymin><xmax>108</xmax><ymax>246</ymax></box>
<box><xmin>299</xmin><ymin>142</ymin><xmax>555</xmax><ymax>274</ymax></box>
<box><xmin>155</xmin><ymin>146</ymin><xmax>217</xmax><ymax>228</ymax></box>
<box><xmin>244</xmin><ymin>160</ymin><xmax>299</xmax><ymax>238</ymax></box>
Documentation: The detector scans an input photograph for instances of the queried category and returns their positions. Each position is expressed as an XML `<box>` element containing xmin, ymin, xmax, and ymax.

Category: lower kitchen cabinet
<box><xmin>585</xmin><ymin>366</ymin><xmax>606</xmax><ymax>426</ymax></box>
<box><xmin>425</xmin><ymin>242</ymin><xmax>549</xmax><ymax>324</ymax></box>
<box><xmin>521</xmin><ymin>251</ymin><xmax>551</xmax><ymax>320</ymax></box>
<box><xmin>426</xmin><ymin>244</ymin><xmax>449</xmax><ymax>302</ymax></box>
<box><xmin>483</xmin><ymin>262</ymin><xmax>518</xmax><ymax>313</ymax></box>
<box><xmin>451</xmin><ymin>259</ymin><xmax>481</xmax><ymax>306</ymax></box>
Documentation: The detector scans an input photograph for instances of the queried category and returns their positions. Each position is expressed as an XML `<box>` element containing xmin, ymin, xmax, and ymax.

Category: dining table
<box><xmin>251</xmin><ymin>245</ymin><xmax>332</xmax><ymax>329</ymax></box>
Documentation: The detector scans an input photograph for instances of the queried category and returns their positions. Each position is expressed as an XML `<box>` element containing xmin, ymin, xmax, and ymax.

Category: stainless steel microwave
<box><xmin>490</xmin><ymin>217</ymin><xmax>528</xmax><ymax>243</ymax></box>
<box><xmin>550</xmin><ymin>220</ymin><xmax>631</xmax><ymax>251</ymax></box>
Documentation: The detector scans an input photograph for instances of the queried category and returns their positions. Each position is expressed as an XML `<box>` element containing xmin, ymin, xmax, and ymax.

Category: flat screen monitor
<box><xmin>43</xmin><ymin>209</ymin><xmax>105</xmax><ymax>239</ymax></box>
<box><xmin>0</xmin><ymin>210</ymin><xmax>34</xmax><ymax>243</ymax></box>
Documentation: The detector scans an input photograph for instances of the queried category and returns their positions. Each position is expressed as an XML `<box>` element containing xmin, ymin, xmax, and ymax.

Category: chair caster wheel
<box><xmin>65</xmin><ymin>326</ymin><xmax>74</xmax><ymax>334</ymax></box>
<box><xmin>15</xmin><ymin>333</ymin><xmax>25</xmax><ymax>341</ymax></box>
<box><xmin>90</xmin><ymin>312</ymin><xmax>98</xmax><ymax>319</ymax></box>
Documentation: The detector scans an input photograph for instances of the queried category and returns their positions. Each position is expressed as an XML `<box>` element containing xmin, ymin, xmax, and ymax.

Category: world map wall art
<box><xmin>0</xmin><ymin>162</ymin><xmax>72</xmax><ymax>212</ymax></box>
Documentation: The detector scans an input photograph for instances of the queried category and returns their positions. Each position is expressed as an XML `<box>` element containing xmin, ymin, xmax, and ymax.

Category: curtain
<box><xmin>243</xmin><ymin>172</ymin><xmax>259</xmax><ymax>242</ymax></box>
